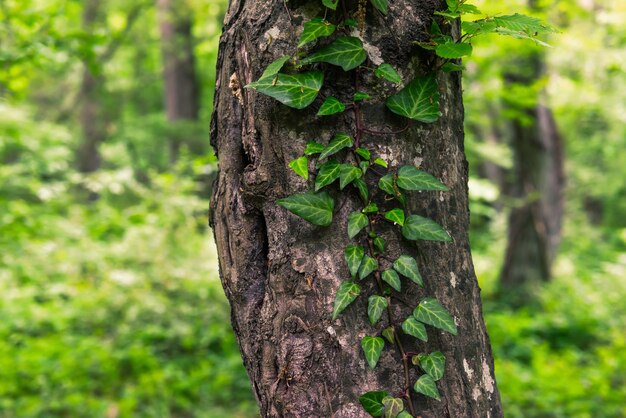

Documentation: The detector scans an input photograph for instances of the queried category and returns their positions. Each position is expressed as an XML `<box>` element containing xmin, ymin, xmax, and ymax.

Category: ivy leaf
<box><xmin>299</xmin><ymin>18</ymin><xmax>336</xmax><ymax>48</ymax></box>
<box><xmin>304</xmin><ymin>140</ymin><xmax>325</xmax><ymax>155</ymax></box>
<box><xmin>289</xmin><ymin>156</ymin><xmax>309</xmax><ymax>180</ymax></box>
<box><xmin>315</xmin><ymin>160</ymin><xmax>341</xmax><ymax>191</ymax></box>
<box><xmin>363</xmin><ymin>202</ymin><xmax>379</xmax><ymax>213</ymax></box>
<box><xmin>384</xmin><ymin>208</ymin><xmax>405</xmax><ymax>226</ymax></box>
<box><xmin>397</xmin><ymin>166</ymin><xmax>448</xmax><ymax>191</ymax></box>
<box><xmin>355</xmin><ymin>147</ymin><xmax>371</xmax><ymax>160</ymax></box>
<box><xmin>361</xmin><ymin>336</ymin><xmax>385</xmax><ymax>369</ymax></box>
<box><xmin>247</xmin><ymin>71</ymin><xmax>323</xmax><ymax>109</ymax></box>
<box><xmin>378</xmin><ymin>174</ymin><xmax>395</xmax><ymax>195</ymax></box>
<box><xmin>414</xmin><ymin>298</ymin><xmax>458</xmax><ymax>335</ymax></box>
<box><xmin>260</xmin><ymin>56</ymin><xmax>290</xmax><ymax>79</ymax></box>
<box><xmin>345</xmin><ymin>245</ymin><xmax>365</xmax><ymax>278</ymax></box>
<box><xmin>414</xmin><ymin>375</ymin><xmax>441</xmax><ymax>400</ymax></box>
<box><xmin>420</xmin><ymin>351</ymin><xmax>446</xmax><ymax>381</ymax></box>
<box><xmin>382</xmin><ymin>327</ymin><xmax>395</xmax><ymax>344</ymax></box>
<box><xmin>373</xmin><ymin>236</ymin><xmax>386</xmax><ymax>253</ymax></box>
<box><xmin>386</xmin><ymin>75</ymin><xmax>440</xmax><ymax>123</ymax></box>
<box><xmin>382</xmin><ymin>269</ymin><xmax>401</xmax><ymax>292</ymax></box>
<box><xmin>354</xmin><ymin>91</ymin><xmax>371</xmax><ymax>101</ymax></box>
<box><xmin>402</xmin><ymin>215</ymin><xmax>452</xmax><ymax>242</ymax></box>
<box><xmin>397</xmin><ymin>412</ymin><xmax>412</xmax><ymax>418</ymax></box>
<box><xmin>348</xmin><ymin>211</ymin><xmax>369</xmax><ymax>238</ymax></box>
<box><xmin>374</xmin><ymin>63</ymin><xmax>401</xmax><ymax>84</ymax></box>
<box><xmin>358</xmin><ymin>256</ymin><xmax>378</xmax><ymax>280</ymax></box>
<box><xmin>360</xmin><ymin>160</ymin><xmax>369</xmax><ymax>174</ymax></box>
<box><xmin>393</xmin><ymin>255</ymin><xmax>423</xmax><ymax>286</ymax></box>
<box><xmin>332</xmin><ymin>281</ymin><xmax>361</xmax><ymax>320</ymax></box>
<box><xmin>277</xmin><ymin>191</ymin><xmax>334</xmax><ymax>226</ymax></box>
<box><xmin>353</xmin><ymin>178</ymin><xmax>369</xmax><ymax>203</ymax></box>
<box><xmin>319</xmin><ymin>132</ymin><xmax>354</xmax><ymax>160</ymax></box>
<box><xmin>382</xmin><ymin>396</ymin><xmax>404</xmax><ymax>418</ymax></box>
<box><xmin>359</xmin><ymin>391</ymin><xmax>388</xmax><ymax>417</ymax></box>
<box><xmin>369</xmin><ymin>0</ymin><xmax>388</xmax><ymax>15</ymax></box>
<box><xmin>322</xmin><ymin>0</ymin><xmax>339</xmax><ymax>10</ymax></box>
<box><xmin>373</xmin><ymin>158</ymin><xmax>388</xmax><ymax>168</ymax></box>
<box><xmin>402</xmin><ymin>316</ymin><xmax>428</xmax><ymax>341</ymax></box>
<box><xmin>435</xmin><ymin>41</ymin><xmax>473</xmax><ymax>59</ymax></box>
<box><xmin>368</xmin><ymin>295</ymin><xmax>388</xmax><ymax>325</ymax></box>
<box><xmin>317</xmin><ymin>96</ymin><xmax>346</xmax><ymax>116</ymax></box>
<box><xmin>301</xmin><ymin>36</ymin><xmax>367</xmax><ymax>71</ymax></box>
<box><xmin>340</xmin><ymin>164</ymin><xmax>363</xmax><ymax>190</ymax></box>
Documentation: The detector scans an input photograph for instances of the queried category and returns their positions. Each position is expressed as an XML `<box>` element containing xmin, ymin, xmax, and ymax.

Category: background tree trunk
<box><xmin>210</xmin><ymin>1</ymin><xmax>503</xmax><ymax>416</ymax></box>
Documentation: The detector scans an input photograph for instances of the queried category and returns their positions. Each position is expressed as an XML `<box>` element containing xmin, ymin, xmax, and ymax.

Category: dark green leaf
<box><xmin>374</xmin><ymin>63</ymin><xmax>401</xmax><ymax>84</ymax></box>
<box><xmin>386</xmin><ymin>75</ymin><xmax>440</xmax><ymax>123</ymax></box>
<box><xmin>382</xmin><ymin>327</ymin><xmax>395</xmax><ymax>344</ymax></box>
<box><xmin>414</xmin><ymin>375</ymin><xmax>441</xmax><ymax>400</ymax></box>
<box><xmin>260</xmin><ymin>56</ymin><xmax>290</xmax><ymax>79</ymax></box>
<box><xmin>373</xmin><ymin>236</ymin><xmax>386</xmax><ymax>252</ymax></box>
<box><xmin>393</xmin><ymin>255</ymin><xmax>423</xmax><ymax>286</ymax></box>
<box><xmin>379</xmin><ymin>174</ymin><xmax>395</xmax><ymax>195</ymax></box>
<box><xmin>317</xmin><ymin>96</ymin><xmax>346</xmax><ymax>116</ymax></box>
<box><xmin>363</xmin><ymin>202</ymin><xmax>379</xmax><ymax>213</ymax></box>
<box><xmin>360</xmin><ymin>160</ymin><xmax>369</xmax><ymax>174</ymax></box>
<box><xmin>277</xmin><ymin>191</ymin><xmax>334</xmax><ymax>226</ymax></box>
<box><xmin>247</xmin><ymin>71</ymin><xmax>323</xmax><ymax>109</ymax></box>
<box><xmin>315</xmin><ymin>160</ymin><xmax>341</xmax><ymax>191</ymax></box>
<box><xmin>414</xmin><ymin>298</ymin><xmax>458</xmax><ymax>335</ymax></box>
<box><xmin>420</xmin><ymin>351</ymin><xmax>446</xmax><ymax>381</ymax></box>
<box><xmin>332</xmin><ymin>281</ymin><xmax>361</xmax><ymax>320</ymax></box>
<box><xmin>442</xmin><ymin>62</ymin><xmax>466</xmax><ymax>73</ymax></box>
<box><xmin>355</xmin><ymin>147</ymin><xmax>371</xmax><ymax>160</ymax></box>
<box><xmin>384</xmin><ymin>208</ymin><xmax>405</xmax><ymax>226</ymax></box>
<box><xmin>301</xmin><ymin>36</ymin><xmax>367</xmax><ymax>71</ymax></box>
<box><xmin>358</xmin><ymin>256</ymin><xmax>378</xmax><ymax>280</ymax></box>
<box><xmin>402</xmin><ymin>215</ymin><xmax>452</xmax><ymax>242</ymax></box>
<box><xmin>359</xmin><ymin>391</ymin><xmax>388</xmax><ymax>417</ymax></box>
<box><xmin>397</xmin><ymin>166</ymin><xmax>448</xmax><ymax>191</ymax></box>
<box><xmin>368</xmin><ymin>295</ymin><xmax>388</xmax><ymax>325</ymax></box>
<box><xmin>402</xmin><ymin>316</ymin><xmax>428</xmax><ymax>341</ymax></box>
<box><xmin>340</xmin><ymin>164</ymin><xmax>363</xmax><ymax>190</ymax></box>
<box><xmin>353</xmin><ymin>178</ymin><xmax>369</xmax><ymax>203</ymax></box>
<box><xmin>322</xmin><ymin>0</ymin><xmax>339</xmax><ymax>10</ymax></box>
<box><xmin>299</xmin><ymin>18</ymin><xmax>336</xmax><ymax>48</ymax></box>
<box><xmin>382</xmin><ymin>396</ymin><xmax>404</xmax><ymax>418</ymax></box>
<box><xmin>435</xmin><ymin>41</ymin><xmax>473</xmax><ymax>59</ymax></box>
<box><xmin>344</xmin><ymin>245</ymin><xmax>365</xmax><ymax>278</ymax></box>
<box><xmin>361</xmin><ymin>336</ymin><xmax>385</xmax><ymax>369</ymax></box>
<box><xmin>319</xmin><ymin>132</ymin><xmax>353</xmax><ymax>160</ymax></box>
<box><xmin>305</xmin><ymin>140</ymin><xmax>325</xmax><ymax>155</ymax></box>
<box><xmin>369</xmin><ymin>0</ymin><xmax>388</xmax><ymax>15</ymax></box>
<box><xmin>289</xmin><ymin>156</ymin><xmax>308</xmax><ymax>180</ymax></box>
<box><xmin>382</xmin><ymin>269</ymin><xmax>401</xmax><ymax>292</ymax></box>
<box><xmin>348</xmin><ymin>211</ymin><xmax>369</xmax><ymax>239</ymax></box>
<box><xmin>354</xmin><ymin>91</ymin><xmax>371</xmax><ymax>101</ymax></box>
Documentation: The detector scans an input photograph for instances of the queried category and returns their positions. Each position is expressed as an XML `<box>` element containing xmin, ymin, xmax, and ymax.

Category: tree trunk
<box><xmin>210</xmin><ymin>1</ymin><xmax>503</xmax><ymax>417</ymax></box>
<box><xmin>157</xmin><ymin>0</ymin><xmax>199</xmax><ymax>162</ymax></box>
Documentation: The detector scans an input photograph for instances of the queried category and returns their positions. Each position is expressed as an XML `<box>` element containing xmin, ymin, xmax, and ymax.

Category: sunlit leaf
<box><xmin>435</xmin><ymin>41</ymin><xmax>473</xmax><ymax>59</ymax></box>
<box><xmin>332</xmin><ymin>281</ymin><xmax>361</xmax><ymax>320</ymax></box>
<box><xmin>386</xmin><ymin>75</ymin><xmax>440</xmax><ymax>123</ymax></box>
<box><xmin>289</xmin><ymin>156</ymin><xmax>308</xmax><ymax>180</ymax></box>
<box><xmin>384</xmin><ymin>208</ymin><xmax>405</xmax><ymax>226</ymax></box>
<box><xmin>305</xmin><ymin>140</ymin><xmax>325</xmax><ymax>155</ymax></box>
<box><xmin>414</xmin><ymin>298</ymin><xmax>457</xmax><ymax>335</ymax></box>
<box><xmin>260</xmin><ymin>56</ymin><xmax>290</xmax><ymax>79</ymax></box>
<box><xmin>396</xmin><ymin>166</ymin><xmax>448</xmax><ymax>191</ymax></box>
<box><xmin>355</xmin><ymin>147</ymin><xmax>371</xmax><ymax>160</ymax></box>
<box><xmin>315</xmin><ymin>160</ymin><xmax>341</xmax><ymax>191</ymax></box>
<box><xmin>374</xmin><ymin>63</ymin><xmax>401</xmax><ymax>84</ymax></box>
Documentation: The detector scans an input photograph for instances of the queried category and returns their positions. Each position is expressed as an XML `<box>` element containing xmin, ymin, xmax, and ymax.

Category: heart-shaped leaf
<box><xmin>420</xmin><ymin>351</ymin><xmax>446</xmax><ymax>381</ymax></box>
<box><xmin>344</xmin><ymin>245</ymin><xmax>365</xmax><ymax>278</ymax></box>
<box><xmin>317</xmin><ymin>96</ymin><xmax>345</xmax><ymax>116</ymax></box>
<box><xmin>340</xmin><ymin>164</ymin><xmax>363</xmax><ymax>190</ymax></box>
<box><xmin>299</xmin><ymin>18</ymin><xmax>336</xmax><ymax>48</ymax></box>
<box><xmin>355</xmin><ymin>147</ymin><xmax>371</xmax><ymax>160</ymax></box>
<box><xmin>315</xmin><ymin>160</ymin><xmax>341</xmax><ymax>191</ymax></box>
<box><xmin>332</xmin><ymin>281</ymin><xmax>361</xmax><ymax>320</ymax></box>
<box><xmin>322</xmin><ymin>0</ymin><xmax>339</xmax><ymax>10</ymax></box>
<box><xmin>260</xmin><ymin>56</ymin><xmax>290</xmax><ymax>79</ymax></box>
<box><xmin>319</xmin><ymin>132</ymin><xmax>353</xmax><ymax>160</ymax></box>
<box><xmin>386</xmin><ymin>75</ymin><xmax>440</xmax><ymax>123</ymax></box>
<box><xmin>301</xmin><ymin>36</ymin><xmax>367</xmax><ymax>71</ymax></box>
<box><xmin>361</xmin><ymin>336</ymin><xmax>385</xmax><ymax>369</ymax></box>
<box><xmin>393</xmin><ymin>255</ymin><xmax>423</xmax><ymax>286</ymax></box>
<box><xmin>402</xmin><ymin>316</ymin><xmax>428</xmax><ymax>341</ymax></box>
<box><xmin>378</xmin><ymin>174</ymin><xmax>395</xmax><ymax>195</ymax></box>
<box><xmin>384</xmin><ymin>208</ymin><xmax>405</xmax><ymax>226</ymax></box>
<box><xmin>382</xmin><ymin>269</ymin><xmax>401</xmax><ymax>292</ymax></box>
<box><xmin>396</xmin><ymin>412</ymin><xmax>412</xmax><ymax>418</ymax></box>
<box><xmin>358</xmin><ymin>391</ymin><xmax>388</xmax><ymax>417</ymax></box>
<box><xmin>374</xmin><ymin>63</ymin><xmax>401</xmax><ymax>84</ymax></box>
<box><xmin>363</xmin><ymin>202</ymin><xmax>379</xmax><ymax>213</ymax></box>
<box><xmin>396</xmin><ymin>166</ymin><xmax>449</xmax><ymax>191</ymax></box>
<box><xmin>289</xmin><ymin>156</ymin><xmax>308</xmax><ymax>180</ymax></box>
<box><xmin>348</xmin><ymin>211</ymin><xmax>369</xmax><ymax>238</ymax></box>
<box><xmin>368</xmin><ymin>295</ymin><xmax>388</xmax><ymax>325</ymax></box>
<box><xmin>247</xmin><ymin>71</ymin><xmax>323</xmax><ymax>109</ymax></box>
<box><xmin>382</xmin><ymin>396</ymin><xmax>404</xmax><ymax>418</ymax></box>
<box><xmin>402</xmin><ymin>215</ymin><xmax>452</xmax><ymax>242</ymax></box>
<box><xmin>414</xmin><ymin>298</ymin><xmax>458</xmax><ymax>335</ymax></box>
<box><xmin>358</xmin><ymin>255</ymin><xmax>378</xmax><ymax>280</ymax></box>
<box><xmin>414</xmin><ymin>375</ymin><xmax>441</xmax><ymax>400</ymax></box>
<box><xmin>370</xmin><ymin>0</ymin><xmax>388</xmax><ymax>15</ymax></box>
<box><xmin>304</xmin><ymin>140</ymin><xmax>325</xmax><ymax>155</ymax></box>
<box><xmin>277</xmin><ymin>191</ymin><xmax>334</xmax><ymax>226</ymax></box>
<box><xmin>373</xmin><ymin>236</ymin><xmax>386</xmax><ymax>253</ymax></box>
<box><xmin>352</xmin><ymin>178</ymin><xmax>369</xmax><ymax>203</ymax></box>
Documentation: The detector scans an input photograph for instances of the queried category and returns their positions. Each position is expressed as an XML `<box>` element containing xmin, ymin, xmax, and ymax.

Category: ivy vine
<box><xmin>245</xmin><ymin>0</ymin><xmax>553</xmax><ymax>416</ymax></box>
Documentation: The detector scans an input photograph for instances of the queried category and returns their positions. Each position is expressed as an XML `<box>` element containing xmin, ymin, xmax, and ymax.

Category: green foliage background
<box><xmin>0</xmin><ymin>0</ymin><xmax>625</xmax><ymax>417</ymax></box>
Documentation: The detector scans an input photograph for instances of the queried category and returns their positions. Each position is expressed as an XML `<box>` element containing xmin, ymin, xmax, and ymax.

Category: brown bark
<box><xmin>210</xmin><ymin>1</ymin><xmax>503</xmax><ymax>416</ymax></box>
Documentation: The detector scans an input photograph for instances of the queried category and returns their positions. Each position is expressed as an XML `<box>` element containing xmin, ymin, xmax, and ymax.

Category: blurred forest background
<box><xmin>0</xmin><ymin>0</ymin><xmax>624</xmax><ymax>417</ymax></box>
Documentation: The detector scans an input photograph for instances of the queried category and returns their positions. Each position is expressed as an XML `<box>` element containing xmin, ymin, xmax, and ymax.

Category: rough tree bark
<box><xmin>210</xmin><ymin>1</ymin><xmax>503</xmax><ymax>416</ymax></box>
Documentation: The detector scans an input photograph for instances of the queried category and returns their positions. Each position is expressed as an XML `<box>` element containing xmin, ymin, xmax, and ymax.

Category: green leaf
<box><xmin>386</xmin><ymin>75</ymin><xmax>440</xmax><ymax>123</ymax></box>
<box><xmin>435</xmin><ymin>41</ymin><xmax>473</xmax><ymax>59</ymax></box>
<box><xmin>353</xmin><ymin>178</ymin><xmax>369</xmax><ymax>203</ymax></box>
<box><xmin>373</xmin><ymin>236</ymin><xmax>386</xmax><ymax>253</ymax></box>
<box><xmin>345</xmin><ymin>245</ymin><xmax>365</xmax><ymax>278</ymax></box>
<box><xmin>299</xmin><ymin>18</ymin><xmax>336</xmax><ymax>48</ymax></box>
<box><xmin>373</xmin><ymin>158</ymin><xmax>388</xmax><ymax>168</ymax></box>
<box><xmin>363</xmin><ymin>202</ymin><xmax>379</xmax><ymax>213</ymax></box>
<box><xmin>368</xmin><ymin>295</ymin><xmax>388</xmax><ymax>325</ymax></box>
<box><xmin>340</xmin><ymin>164</ymin><xmax>363</xmax><ymax>190</ymax></box>
<box><xmin>315</xmin><ymin>160</ymin><xmax>341</xmax><ymax>191</ymax></box>
<box><xmin>361</xmin><ymin>336</ymin><xmax>385</xmax><ymax>369</ymax></box>
<box><xmin>397</xmin><ymin>166</ymin><xmax>448</xmax><ymax>191</ymax></box>
<box><xmin>458</xmin><ymin>3</ymin><xmax>481</xmax><ymax>14</ymax></box>
<box><xmin>354</xmin><ymin>91</ymin><xmax>371</xmax><ymax>101</ymax></box>
<box><xmin>378</xmin><ymin>174</ymin><xmax>395</xmax><ymax>195</ymax></box>
<box><xmin>374</xmin><ymin>63</ymin><xmax>401</xmax><ymax>84</ymax></box>
<box><xmin>442</xmin><ymin>62</ymin><xmax>466</xmax><ymax>73</ymax></box>
<box><xmin>247</xmin><ymin>71</ymin><xmax>324</xmax><ymax>109</ymax></box>
<box><xmin>359</xmin><ymin>391</ymin><xmax>388</xmax><ymax>417</ymax></box>
<box><xmin>355</xmin><ymin>147</ymin><xmax>371</xmax><ymax>160</ymax></box>
<box><xmin>304</xmin><ymin>140</ymin><xmax>325</xmax><ymax>155</ymax></box>
<box><xmin>260</xmin><ymin>56</ymin><xmax>290</xmax><ymax>79</ymax></box>
<box><xmin>332</xmin><ymin>281</ymin><xmax>361</xmax><ymax>320</ymax></box>
<box><xmin>462</xmin><ymin>20</ymin><xmax>498</xmax><ymax>35</ymax></box>
<box><xmin>348</xmin><ymin>211</ymin><xmax>369</xmax><ymax>239</ymax></box>
<box><xmin>402</xmin><ymin>316</ymin><xmax>428</xmax><ymax>341</ymax></box>
<box><xmin>358</xmin><ymin>256</ymin><xmax>378</xmax><ymax>280</ymax></box>
<box><xmin>289</xmin><ymin>156</ymin><xmax>308</xmax><ymax>180</ymax></box>
<box><xmin>492</xmin><ymin>13</ymin><xmax>556</xmax><ymax>34</ymax></box>
<box><xmin>402</xmin><ymin>215</ymin><xmax>452</xmax><ymax>242</ymax></box>
<box><xmin>396</xmin><ymin>412</ymin><xmax>412</xmax><ymax>418</ymax></box>
<box><xmin>317</xmin><ymin>96</ymin><xmax>346</xmax><ymax>116</ymax></box>
<box><xmin>393</xmin><ymin>255</ymin><xmax>423</xmax><ymax>286</ymax></box>
<box><xmin>277</xmin><ymin>191</ymin><xmax>334</xmax><ymax>226</ymax></box>
<box><xmin>382</xmin><ymin>327</ymin><xmax>395</xmax><ymax>344</ymax></box>
<box><xmin>301</xmin><ymin>36</ymin><xmax>367</xmax><ymax>71</ymax></box>
<box><xmin>369</xmin><ymin>0</ymin><xmax>388</xmax><ymax>15</ymax></box>
<box><xmin>381</xmin><ymin>269</ymin><xmax>401</xmax><ymax>292</ymax></box>
<box><xmin>360</xmin><ymin>160</ymin><xmax>369</xmax><ymax>174</ymax></box>
<box><xmin>382</xmin><ymin>396</ymin><xmax>404</xmax><ymax>418</ymax></box>
<box><xmin>319</xmin><ymin>132</ymin><xmax>354</xmax><ymax>160</ymax></box>
<box><xmin>420</xmin><ymin>351</ymin><xmax>446</xmax><ymax>381</ymax></box>
<box><xmin>414</xmin><ymin>375</ymin><xmax>441</xmax><ymax>400</ymax></box>
<box><xmin>322</xmin><ymin>0</ymin><xmax>339</xmax><ymax>10</ymax></box>
<box><xmin>414</xmin><ymin>298</ymin><xmax>458</xmax><ymax>335</ymax></box>
<box><xmin>384</xmin><ymin>208</ymin><xmax>405</xmax><ymax>226</ymax></box>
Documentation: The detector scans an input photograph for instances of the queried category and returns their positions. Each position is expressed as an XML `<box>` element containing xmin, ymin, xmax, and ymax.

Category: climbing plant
<box><xmin>245</xmin><ymin>0</ymin><xmax>553</xmax><ymax>416</ymax></box>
